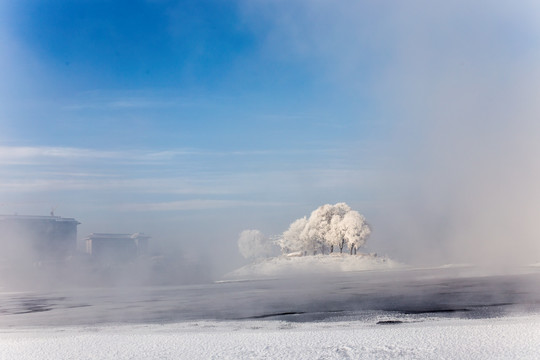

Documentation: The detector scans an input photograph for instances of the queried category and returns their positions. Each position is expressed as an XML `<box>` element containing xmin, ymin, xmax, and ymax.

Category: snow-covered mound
<box><xmin>225</xmin><ymin>253</ymin><xmax>403</xmax><ymax>279</ymax></box>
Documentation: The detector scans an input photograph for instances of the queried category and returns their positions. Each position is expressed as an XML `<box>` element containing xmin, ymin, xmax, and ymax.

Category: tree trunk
<box><xmin>354</xmin><ymin>247</ymin><xmax>357</xmax><ymax>255</ymax></box>
<box><xmin>350</xmin><ymin>245</ymin><xmax>354</xmax><ymax>255</ymax></box>
<box><xmin>330</xmin><ymin>245</ymin><xmax>334</xmax><ymax>253</ymax></box>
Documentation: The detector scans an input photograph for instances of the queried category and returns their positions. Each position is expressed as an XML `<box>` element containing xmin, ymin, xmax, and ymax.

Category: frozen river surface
<box><xmin>1</xmin><ymin>267</ymin><xmax>539</xmax><ymax>359</ymax></box>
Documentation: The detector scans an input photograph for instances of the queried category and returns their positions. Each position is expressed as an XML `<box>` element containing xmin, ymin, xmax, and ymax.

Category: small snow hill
<box><xmin>225</xmin><ymin>253</ymin><xmax>403</xmax><ymax>280</ymax></box>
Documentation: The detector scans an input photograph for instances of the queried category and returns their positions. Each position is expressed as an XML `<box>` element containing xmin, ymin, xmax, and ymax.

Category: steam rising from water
<box><xmin>375</xmin><ymin>2</ymin><xmax>540</xmax><ymax>267</ymax></box>
<box><xmin>305</xmin><ymin>0</ymin><xmax>540</xmax><ymax>267</ymax></box>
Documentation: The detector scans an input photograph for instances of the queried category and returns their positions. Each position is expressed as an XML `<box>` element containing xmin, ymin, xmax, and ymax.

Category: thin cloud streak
<box><xmin>0</xmin><ymin>146</ymin><xmax>122</xmax><ymax>162</ymax></box>
<box><xmin>62</xmin><ymin>98</ymin><xmax>197</xmax><ymax>111</ymax></box>
<box><xmin>117</xmin><ymin>199</ymin><xmax>292</xmax><ymax>212</ymax></box>
<box><xmin>0</xmin><ymin>178</ymin><xmax>230</xmax><ymax>195</ymax></box>
<box><xmin>0</xmin><ymin>146</ymin><xmax>346</xmax><ymax>165</ymax></box>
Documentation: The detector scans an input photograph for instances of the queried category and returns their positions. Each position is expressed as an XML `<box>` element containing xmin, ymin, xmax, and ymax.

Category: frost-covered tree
<box><xmin>277</xmin><ymin>203</ymin><xmax>371</xmax><ymax>255</ymax></box>
<box><xmin>237</xmin><ymin>230</ymin><xmax>274</xmax><ymax>259</ymax></box>
<box><xmin>302</xmin><ymin>203</ymin><xmax>350</xmax><ymax>254</ymax></box>
<box><xmin>277</xmin><ymin>217</ymin><xmax>307</xmax><ymax>254</ymax></box>
<box><xmin>339</xmin><ymin>211</ymin><xmax>371</xmax><ymax>254</ymax></box>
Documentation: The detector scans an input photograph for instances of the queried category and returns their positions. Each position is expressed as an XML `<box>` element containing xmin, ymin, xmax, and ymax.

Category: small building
<box><xmin>84</xmin><ymin>233</ymin><xmax>150</xmax><ymax>262</ymax></box>
<box><xmin>0</xmin><ymin>214</ymin><xmax>80</xmax><ymax>262</ymax></box>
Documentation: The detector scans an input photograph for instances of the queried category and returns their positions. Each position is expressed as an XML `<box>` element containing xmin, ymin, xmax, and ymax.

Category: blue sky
<box><xmin>1</xmin><ymin>1</ymin><xmax>540</xmax><ymax>272</ymax></box>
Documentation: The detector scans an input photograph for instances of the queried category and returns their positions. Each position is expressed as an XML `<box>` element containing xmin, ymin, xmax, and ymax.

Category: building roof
<box><xmin>0</xmin><ymin>214</ymin><xmax>80</xmax><ymax>224</ymax></box>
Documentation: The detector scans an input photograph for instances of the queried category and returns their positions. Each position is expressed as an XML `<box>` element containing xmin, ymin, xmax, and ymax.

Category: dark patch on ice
<box><xmin>66</xmin><ymin>304</ymin><xmax>91</xmax><ymax>309</ymax></box>
<box><xmin>399</xmin><ymin>302</ymin><xmax>516</xmax><ymax>316</ymax></box>
<box><xmin>246</xmin><ymin>311</ymin><xmax>307</xmax><ymax>319</ymax></box>
<box><xmin>473</xmin><ymin>302</ymin><xmax>514</xmax><ymax>308</ymax></box>
<box><xmin>12</xmin><ymin>297</ymin><xmax>61</xmax><ymax>314</ymax></box>
<box><xmin>13</xmin><ymin>307</ymin><xmax>51</xmax><ymax>314</ymax></box>
<box><xmin>0</xmin><ymin>296</ymin><xmax>71</xmax><ymax>316</ymax></box>
<box><xmin>239</xmin><ymin>310</ymin><xmax>350</xmax><ymax>322</ymax></box>
<box><xmin>377</xmin><ymin>320</ymin><xmax>403</xmax><ymax>325</ymax></box>
<box><xmin>14</xmin><ymin>302</ymin><xmax>53</xmax><ymax>314</ymax></box>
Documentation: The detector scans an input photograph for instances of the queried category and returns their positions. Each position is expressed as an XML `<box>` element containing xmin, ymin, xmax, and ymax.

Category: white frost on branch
<box><xmin>339</xmin><ymin>210</ymin><xmax>371</xmax><ymax>253</ymax></box>
<box><xmin>277</xmin><ymin>217</ymin><xmax>308</xmax><ymax>254</ymax></box>
<box><xmin>278</xmin><ymin>203</ymin><xmax>371</xmax><ymax>255</ymax></box>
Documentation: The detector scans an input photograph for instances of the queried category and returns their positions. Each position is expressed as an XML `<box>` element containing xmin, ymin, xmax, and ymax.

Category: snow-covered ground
<box><xmin>225</xmin><ymin>253</ymin><xmax>402</xmax><ymax>279</ymax></box>
<box><xmin>1</xmin><ymin>314</ymin><xmax>539</xmax><ymax>359</ymax></box>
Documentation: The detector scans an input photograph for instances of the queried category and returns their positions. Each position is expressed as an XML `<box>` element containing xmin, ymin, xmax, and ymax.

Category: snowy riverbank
<box><xmin>1</xmin><ymin>313</ymin><xmax>539</xmax><ymax>359</ymax></box>
<box><xmin>225</xmin><ymin>253</ymin><xmax>403</xmax><ymax>279</ymax></box>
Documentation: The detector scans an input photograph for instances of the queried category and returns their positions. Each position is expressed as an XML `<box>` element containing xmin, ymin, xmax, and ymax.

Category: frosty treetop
<box><xmin>278</xmin><ymin>203</ymin><xmax>370</xmax><ymax>255</ymax></box>
<box><xmin>238</xmin><ymin>203</ymin><xmax>371</xmax><ymax>259</ymax></box>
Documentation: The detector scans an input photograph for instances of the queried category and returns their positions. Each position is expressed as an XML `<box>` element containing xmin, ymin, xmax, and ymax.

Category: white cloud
<box><xmin>0</xmin><ymin>177</ymin><xmax>230</xmax><ymax>195</ymax></box>
<box><xmin>0</xmin><ymin>146</ymin><xmax>340</xmax><ymax>165</ymax></box>
<box><xmin>62</xmin><ymin>98</ymin><xmax>195</xmax><ymax>111</ymax></box>
<box><xmin>117</xmin><ymin>199</ymin><xmax>289</xmax><ymax>212</ymax></box>
<box><xmin>0</xmin><ymin>146</ymin><xmax>124</xmax><ymax>164</ymax></box>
